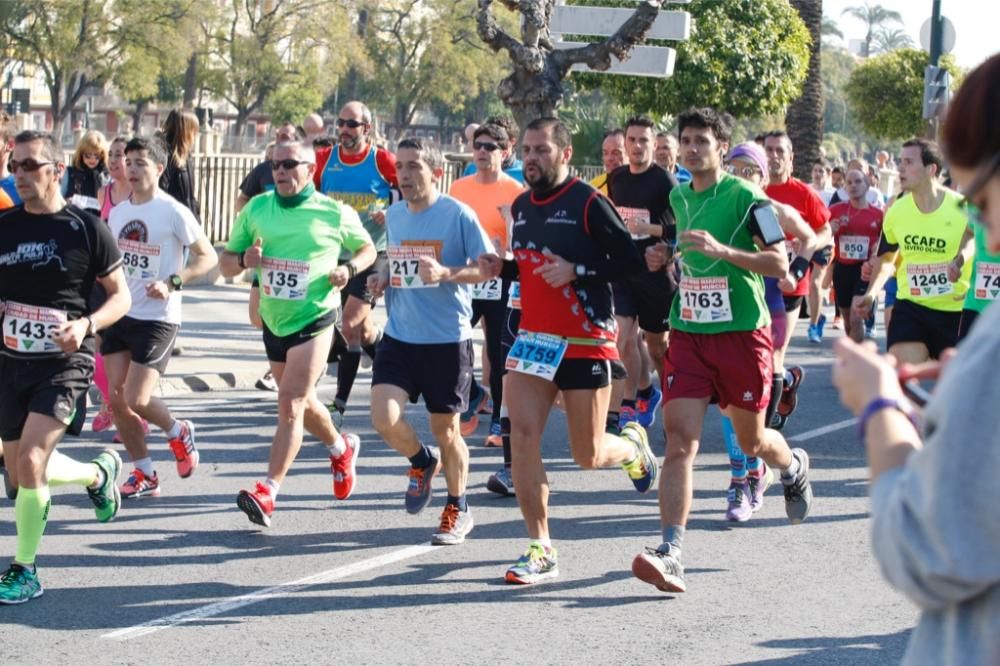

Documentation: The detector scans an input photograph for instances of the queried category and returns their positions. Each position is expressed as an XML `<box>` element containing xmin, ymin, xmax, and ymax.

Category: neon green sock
<box><xmin>46</xmin><ymin>450</ymin><xmax>99</xmax><ymax>487</ymax></box>
<box><xmin>15</xmin><ymin>486</ymin><xmax>51</xmax><ymax>566</ymax></box>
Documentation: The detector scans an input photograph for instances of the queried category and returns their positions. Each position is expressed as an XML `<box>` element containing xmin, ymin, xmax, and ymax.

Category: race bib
<box><xmin>388</xmin><ymin>246</ymin><xmax>439</xmax><ymax>288</ymax></box>
<box><xmin>508</xmin><ymin>281</ymin><xmax>521</xmax><ymax>309</ymax></box>
<box><xmin>70</xmin><ymin>194</ymin><xmax>99</xmax><ymax>211</ymax></box>
<box><xmin>679</xmin><ymin>276</ymin><xmax>733</xmax><ymax>323</ymax></box>
<box><xmin>118</xmin><ymin>239</ymin><xmax>162</xmax><ymax>281</ymax></box>
<box><xmin>618</xmin><ymin>206</ymin><xmax>652</xmax><ymax>240</ymax></box>
<box><xmin>975</xmin><ymin>263</ymin><xmax>1000</xmax><ymax>301</ymax></box>
<box><xmin>906</xmin><ymin>263</ymin><xmax>952</xmax><ymax>297</ymax></box>
<box><xmin>505</xmin><ymin>331</ymin><xmax>567</xmax><ymax>381</ymax></box>
<box><xmin>471</xmin><ymin>277</ymin><xmax>502</xmax><ymax>301</ymax></box>
<box><xmin>838</xmin><ymin>235</ymin><xmax>870</xmax><ymax>261</ymax></box>
<box><xmin>2</xmin><ymin>302</ymin><xmax>67</xmax><ymax>353</ymax></box>
<box><xmin>260</xmin><ymin>257</ymin><xmax>309</xmax><ymax>300</ymax></box>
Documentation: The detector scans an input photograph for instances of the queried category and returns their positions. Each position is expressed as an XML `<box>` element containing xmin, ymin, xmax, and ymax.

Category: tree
<box><xmin>476</xmin><ymin>0</ymin><xmax>664</xmax><ymax>134</ymax></box>
<box><xmin>871</xmin><ymin>27</ymin><xmax>913</xmax><ymax>54</ymax></box>
<box><xmin>570</xmin><ymin>0</ymin><xmax>811</xmax><ymax>121</ymax></box>
<box><xmin>785</xmin><ymin>0</ymin><xmax>824</xmax><ymax>181</ymax></box>
<box><xmin>822</xmin><ymin>16</ymin><xmax>843</xmax><ymax>42</ymax></box>
<box><xmin>841</xmin><ymin>1</ymin><xmax>902</xmax><ymax>58</ymax></box>
<box><xmin>844</xmin><ymin>47</ymin><xmax>961</xmax><ymax>140</ymax></box>
<box><xmin>0</xmin><ymin>0</ymin><xmax>193</xmax><ymax>138</ymax></box>
<box><xmin>264</xmin><ymin>63</ymin><xmax>325</xmax><ymax>125</ymax></box>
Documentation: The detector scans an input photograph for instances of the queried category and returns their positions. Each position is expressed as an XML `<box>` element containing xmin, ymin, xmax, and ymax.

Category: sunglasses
<box><xmin>961</xmin><ymin>151</ymin><xmax>1000</xmax><ymax>209</ymax></box>
<box><xmin>473</xmin><ymin>141</ymin><xmax>501</xmax><ymax>152</ymax></box>
<box><xmin>10</xmin><ymin>158</ymin><xmax>57</xmax><ymax>173</ymax></box>
<box><xmin>271</xmin><ymin>159</ymin><xmax>312</xmax><ymax>171</ymax></box>
<box><xmin>725</xmin><ymin>163</ymin><xmax>760</xmax><ymax>178</ymax></box>
<box><xmin>336</xmin><ymin>118</ymin><xmax>367</xmax><ymax>129</ymax></box>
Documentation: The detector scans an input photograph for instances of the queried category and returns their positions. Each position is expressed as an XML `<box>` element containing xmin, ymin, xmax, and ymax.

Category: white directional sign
<box><xmin>550</xmin><ymin>0</ymin><xmax>691</xmax><ymax>79</ymax></box>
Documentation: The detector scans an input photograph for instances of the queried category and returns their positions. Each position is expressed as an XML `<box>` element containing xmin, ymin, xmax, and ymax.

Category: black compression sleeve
<box><xmin>577</xmin><ymin>193</ymin><xmax>643</xmax><ymax>281</ymax></box>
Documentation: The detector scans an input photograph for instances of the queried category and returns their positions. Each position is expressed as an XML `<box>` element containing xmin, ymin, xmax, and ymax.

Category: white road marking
<box><xmin>787</xmin><ymin>418</ymin><xmax>855</xmax><ymax>442</ymax></box>
<box><xmin>102</xmin><ymin>543</ymin><xmax>437</xmax><ymax>641</ymax></box>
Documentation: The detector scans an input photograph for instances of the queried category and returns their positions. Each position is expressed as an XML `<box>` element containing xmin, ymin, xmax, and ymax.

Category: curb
<box><xmin>156</xmin><ymin>369</ymin><xmax>264</xmax><ymax>397</ymax></box>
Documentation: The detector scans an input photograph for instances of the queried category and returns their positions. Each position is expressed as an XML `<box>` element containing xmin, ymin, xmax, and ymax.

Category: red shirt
<box><xmin>766</xmin><ymin>177</ymin><xmax>831</xmax><ymax>296</ymax></box>
<box><xmin>829</xmin><ymin>201</ymin><xmax>883</xmax><ymax>265</ymax></box>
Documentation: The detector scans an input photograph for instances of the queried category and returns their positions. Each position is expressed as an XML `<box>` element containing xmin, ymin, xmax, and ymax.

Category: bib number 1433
<box><xmin>505</xmin><ymin>331</ymin><xmax>567</xmax><ymax>381</ymax></box>
<box><xmin>2</xmin><ymin>302</ymin><xmax>67</xmax><ymax>353</ymax></box>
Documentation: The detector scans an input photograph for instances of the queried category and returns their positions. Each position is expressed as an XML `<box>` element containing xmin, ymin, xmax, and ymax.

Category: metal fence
<box><xmin>192</xmin><ymin>154</ymin><xmax>604</xmax><ymax>244</ymax></box>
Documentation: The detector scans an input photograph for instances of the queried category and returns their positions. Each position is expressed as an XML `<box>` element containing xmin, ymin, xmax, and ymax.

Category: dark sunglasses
<box><xmin>336</xmin><ymin>118</ymin><xmax>367</xmax><ymax>129</ymax></box>
<box><xmin>10</xmin><ymin>158</ymin><xmax>56</xmax><ymax>173</ymax></box>
<box><xmin>270</xmin><ymin>159</ymin><xmax>312</xmax><ymax>171</ymax></box>
<box><xmin>473</xmin><ymin>141</ymin><xmax>501</xmax><ymax>152</ymax></box>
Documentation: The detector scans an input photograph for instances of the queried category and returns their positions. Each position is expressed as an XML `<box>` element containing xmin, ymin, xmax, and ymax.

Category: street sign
<box><xmin>550</xmin><ymin>0</ymin><xmax>690</xmax><ymax>79</ymax></box>
<box><xmin>922</xmin><ymin>64</ymin><xmax>951</xmax><ymax>119</ymax></box>
<box><xmin>919</xmin><ymin>16</ymin><xmax>956</xmax><ymax>54</ymax></box>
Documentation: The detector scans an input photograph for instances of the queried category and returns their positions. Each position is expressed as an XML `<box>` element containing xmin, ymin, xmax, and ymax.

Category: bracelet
<box><xmin>346</xmin><ymin>262</ymin><xmax>357</xmax><ymax>279</ymax></box>
<box><xmin>789</xmin><ymin>256</ymin><xmax>810</xmax><ymax>281</ymax></box>
<box><xmin>856</xmin><ymin>397</ymin><xmax>912</xmax><ymax>440</ymax></box>
<box><xmin>238</xmin><ymin>252</ymin><xmax>246</xmax><ymax>269</ymax></box>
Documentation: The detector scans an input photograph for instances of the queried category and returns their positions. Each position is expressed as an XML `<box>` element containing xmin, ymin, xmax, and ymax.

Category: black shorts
<box><xmin>327</xmin><ymin>325</ymin><xmax>350</xmax><ymax>364</ymax></box>
<box><xmin>613</xmin><ymin>269</ymin><xmax>675</xmax><ymax>333</ymax></box>
<box><xmin>372</xmin><ymin>334</ymin><xmax>474</xmax><ymax>414</ymax></box>
<box><xmin>783</xmin><ymin>295</ymin><xmax>804</xmax><ymax>315</ymax></box>
<box><xmin>100</xmin><ymin>316</ymin><xmax>179</xmax><ymax>374</ymax></box>
<box><xmin>887</xmin><ymin>299</ymin><xmax>961</xmax><ymax>359</ymax></box>
<box><xmin>553</xmin><ymin>357</ymin><xmax>613</xmax><ymax>391</ymax></box>
<box><xmin>340</xmin><ymin>251</ymin><xmax>388</xmax><ymax>307</ymax></box>
<box><xmin>262</xmin><ymin>309</ymin><xmax>338</xmax><ymax>364</ymax></box>
<box><xmin>957</xmin><ymin>308</ymin><xmax>979</xmax><ymax>342</ymax></box>
<box><xmin>0</xmin><ymin>353</ymin><xmax>93</xmax><ymax>441</ymax></box>
<box><xmin>832</xmin><ymin>263</ymin><xmax>869</xmax><ymax>309</ymax></box>
<box><xmin>811</xmin><ymin>244</ymin><xmax>833</xmax><ymax>267</ymax></box>
<box><xmin>471</xmin><ymin>260</ymin><xmax>517</xmax><ymax>327</ymax></box>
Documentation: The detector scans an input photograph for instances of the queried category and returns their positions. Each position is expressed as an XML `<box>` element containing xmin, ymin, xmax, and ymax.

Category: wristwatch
<box><xmin>575</xmin><ymin>264</ymin><xmax>586</xmax><ymax>277</ymax></box>
<box><xmin>168</xmin><ymin>274</ymin><xmax>183</xmax><ymax>292</ymax></box>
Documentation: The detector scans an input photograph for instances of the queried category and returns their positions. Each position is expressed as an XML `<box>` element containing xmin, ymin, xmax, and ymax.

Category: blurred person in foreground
<box><xmin>831</xmin><ymin>53</ymin><xmax>1000</xmax><ymax>665</ymax></box>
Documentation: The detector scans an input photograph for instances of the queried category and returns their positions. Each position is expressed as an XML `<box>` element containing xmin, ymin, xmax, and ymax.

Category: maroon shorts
<box><xmin>662</xmin><ymin>328</ymin><xmax>773</xmax><ymax>412</ymax></box>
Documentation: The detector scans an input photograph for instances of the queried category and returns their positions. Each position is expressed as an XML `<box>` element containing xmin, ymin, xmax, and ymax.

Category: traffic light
<box><xmin>922</xmin><ymin>65</ymin><xmax>950</xmax><ymax>120</ymax></box>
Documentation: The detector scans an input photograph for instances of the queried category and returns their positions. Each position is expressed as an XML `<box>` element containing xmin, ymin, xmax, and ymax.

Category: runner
<box><xmin>0</xmin><ymin>113</ymin><xmax>21</xmax><ymax>204</ymax></box>
<box><xmin>951</xmin><ymin>217</ymin><xmax>1000</xmax><ymax>340</ymax></box>
<box><xmin>655</xmin><ymin>131</ymin><xmax>692</xmax><ymax>184</ymax></box>
<box><xmin>589</xmin><ymin>129</ymin><xmax>624</xmax><ymax>195</ymax></box>
<box><xmin>102</xmin><ymin>137</ymin><xmax>218</xmax><ymax>498</ymax></box>
<box><xmin>221</xmin><ymin>140</ymin><xmax>376</xmax><ymax>527</ymax></box>
<box><xmin>366</xmin><ymin>136</ymin><xmax>501</xmax><ymax>545</ymax></box>
<box><xmin>235</xmin><ymin>122</ymin><xmax>302</xmax><ymax>212</ymax></box>
<box><xmin>855</xmin><ymin>138</ymin><xmax>970</xmax><ymax>363</ymax></box>
<box><xmin>606</xmin><ymin>116</ymin><xmax>677</xmax><ymax>433</ymax></box>
<box><xmin>810</xmin><ymin>158</ymin><xmax>836</xmax><ymax>206</ymax></box>
<box><xmin>502</xmin><ymin>117</ymin><xmax>657</xmax><ymax>584</ymax></box>
<box><xmin>316</xmin><ymin>101</ymin><xmax>398</xmax><ymax>427</ymax></box>
<box><xmin>632</xmin><ymin>108</ymin><xmax>814</xmax><ymax>593</ymax></box>
<box><xmin>462</xmin><ymin>115</ymin><xmax>525</xmax><ymax>183</ymax></box>
<box><xmin>448</xmin><ymin>122</ymin><xmax>525</xmax><ymax>447</ymax></box>
<box><xmin>0</xmin><ymin>130</ymin><xmax>131</xmax><ymax>604</ymax></box>
<box><xmin>829</xmin><ymin>169</ymin><xmax>884</xmax><ymax>342</ymax></box>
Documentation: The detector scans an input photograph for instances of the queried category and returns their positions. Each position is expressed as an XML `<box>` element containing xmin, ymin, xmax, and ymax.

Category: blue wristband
<box><xmin>857</xmin><ymin>397</ymin><xmax>911</xmax><ymax>440</ymax></box>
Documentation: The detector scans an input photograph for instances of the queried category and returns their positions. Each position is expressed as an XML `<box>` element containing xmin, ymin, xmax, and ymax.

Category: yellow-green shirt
<box><xmin>883</xmin><ymin>189</ymin><xmax>971</xmax><ymax>312</ymax></box>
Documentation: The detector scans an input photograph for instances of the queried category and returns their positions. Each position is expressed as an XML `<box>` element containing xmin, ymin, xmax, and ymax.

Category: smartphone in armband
<box><xmin>751</xmin><ymin>203</ymin><xmax>785</xmax><ymax>246</ymax></box>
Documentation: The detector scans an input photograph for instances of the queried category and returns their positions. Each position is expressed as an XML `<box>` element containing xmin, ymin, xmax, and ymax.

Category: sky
<box><xmin>822</xmin><ymin>0</ymin><xmax>998</xmax><ymax>68</ymax></box>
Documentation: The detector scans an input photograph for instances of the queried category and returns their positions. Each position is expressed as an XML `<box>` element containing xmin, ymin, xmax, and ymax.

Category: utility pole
<box><xmin>929</xmin><ymin>0</ymin><xmax>942</xmax><ymax>66</ymax></box>
<box><xmin>923</xmin><ymin>0</ymin><xmax>945</xmax><ymax>139</ymax></box>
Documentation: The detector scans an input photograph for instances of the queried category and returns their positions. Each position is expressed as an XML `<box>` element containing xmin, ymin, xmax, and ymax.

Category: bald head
<box><xmin>464</xmin><ymin>123</ymin><xmax>480</xmax><ymax>146</ymax></box>
<box><xmin>337</xmin><ymin>101</ymin><xmax>373</xmax><ymax>153</ymax></box>
<box><xmin>303</xmin><ymin>113</ymin><xmax>324</xmax><ymax>139</ymax></box>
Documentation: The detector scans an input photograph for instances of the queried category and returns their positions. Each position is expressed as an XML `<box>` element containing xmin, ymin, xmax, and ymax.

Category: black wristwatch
<box><xmin>168</xmin><ymin>274</ymin><xmax>183</xmax><ymax>292</ymax></box>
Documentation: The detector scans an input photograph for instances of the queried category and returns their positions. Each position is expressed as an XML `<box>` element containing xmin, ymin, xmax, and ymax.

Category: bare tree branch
<box><xmin>551</xmin><ymin>0</ymin><xmax>662</xmax><ymax>71</ymax></box>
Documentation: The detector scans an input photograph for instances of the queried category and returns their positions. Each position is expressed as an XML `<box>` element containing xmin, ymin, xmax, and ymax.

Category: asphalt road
<box><xmin>0</xmin><ymin>325</ymin><xmax>916</xmax><ymax>665</ymax></box>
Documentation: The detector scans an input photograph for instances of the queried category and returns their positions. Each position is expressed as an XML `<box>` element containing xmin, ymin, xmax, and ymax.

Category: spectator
<box><xmin>159</xmin><ymin>109</ymin><xmax>201</xmax><ymax>220</ymax></box>
<box><xmin>62</xmin><ymin>130</ymin><xmax>110</xmax><ymax>213</ymax></box>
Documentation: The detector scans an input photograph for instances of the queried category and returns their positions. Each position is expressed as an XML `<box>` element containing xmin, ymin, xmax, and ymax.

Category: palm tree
<box><xmin>822</xmin><ymin>16</ymin><xmax>843</xmax><ymax>42</ymax></box>
<box><xmin>871</xmin><ymin>27</ymin><xmax>913</xmax><ymax>53</ymax></box>
<box><xmin>786</xmin><ymin>0</ymin><xmax>824</xmax><ymax>182</ymax></box>
<box><xmin>842</xmin><ymin>1</ymin><xmax>903</xmax><ymax>57</ymax></box>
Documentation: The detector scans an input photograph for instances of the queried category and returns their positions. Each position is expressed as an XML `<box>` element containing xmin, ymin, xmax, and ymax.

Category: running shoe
<box><xmin>486</xmin><ymin>467</ymin><xmax>515</xmax><ymax>497</ymax></box>
<box><xmin>478</xmin><ymin>392</ymin><xmax>493</xmax><ymax>415</ymax></box>
<box><xmin>484</xmin><ymin>419</ymin><xmax>502</xmax><ymax>448</ymax></box>
<box><xmin>620</xmin><ymin>422</ymin><xmax>657</xmax><ymax>494</ymax></box>
<box><xmin>769</xmin><ymin>411</ymin><xmax>787</xmax><ymax>431</ymax></box>
<box><xmin>807</xmin><ymin>322</ymin><xmax>821</xmax><ymax>344</ymax></box>
<box><xmin>237</xmin><ymin>482</ymin><xmax>274</xmax><ymax>527</ymax></box>
<box><xmin>88</xmin><ymin>448</ymin><xmax>122</xmax><ymax>523</ymax></box>
<box><xmin>830</xmin><ymin>316</ymin><xmax>842</xmax><ymax>330</ymax></box>
<box><xmin>92</xmin><ymin>404</ymin><xmax>114</xmax><ymax>432</ymax></box>
<box><xmin>405</xmin><ymin>448</ymin><xmax>441</xmax><ymax>515</ymax></box>
<box><xmin>327</xmin><ymin>398</ymin><xmax>346</xmax><ymax>430</ymax></box>
<box><xmin>121</xmin><ymin>469</ymin><xmax>161</xmax><ymax>499</ymax></box>
<box><xmin>618</xmin><ymin>405</ymin><xmax>638</xmax><ymax>428</ymax></box>
<box><xmin>331</xmin><ymin>433</ymin><xmax>360</xmax><ymax>500</ymax></box>
<box><xmin>0</xmin><ymin>564</ymin><xmax>43</xmax><ymax>605</ymax></box>
<box><xmin>632</xmin><ymin>546</ymin><xmax>686</xmax><ymax>593</ymax></box>
<box><xmin>112</xmin><ymin>418</ymin><xmax>150</xmax><ymax>443</ymax></box>
<box><xmin>777</xmin><ymin>366</ymin><xmax>805</xmax><ymax>418</ymax></box>
<box><xmin>635</xmin><ymin>386</ymin><xmax>662</xmax><ymax>429</ymax></box>
<box><xmin>865</xmin><ymin>321</ymin><xmax>877</xmax><ymax>339</ymax></box>
<box><xmin>255</xmin><ymin>370</ymin><xmax>278</xmax><ymax>391</ymax></box>
<box><xmin>725</xmin><ymin>479</ymin><xmax>752</xmax><ymax>523</ymax></box>
<box><xmin>1</xmin><ymin>457</ymin><xmax>15</xmax><ymax>500</ymax></box>
<box><xmin>431</xmin><ymin>504</ymin><xmax>474</xmax><ymax>545</ymax></box>
<box><xmin>505</xmin><ymin>543</ymin><xmax>558</xmax><ymax>584</ymax></box>
<box><xmin>748</xmin><ymin>462</ymin><xmax>774</xmax><ymax>512</ymax></box>
<box><xmin>168</xmin><ymin>419</ymin><xmax>199</xmax><ymax>478</ymax></box>
<box><xmin>815</xmin><ymin>313</ymin><xmax>827</xmax><ymax>340</ymax></box>
<box><xmin>460</xmin><ymin>387</ymin><xmax>486</xmax><ymax>437</ymax></box>
<box><xmin>782</xmin><ymin>448</ymin><xmax>813</xmax><ymax>525</ymax></box>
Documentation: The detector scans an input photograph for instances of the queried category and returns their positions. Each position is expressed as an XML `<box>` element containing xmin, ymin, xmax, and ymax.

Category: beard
<box><xmin>339</xmin><ymin>134</ymin><xmax>363</xmax><ymax>151</ymax></box>
<box><xmin>524</xmin><ymin>161</ymin><xmax>561</xmax><ymax>192</ymax></box>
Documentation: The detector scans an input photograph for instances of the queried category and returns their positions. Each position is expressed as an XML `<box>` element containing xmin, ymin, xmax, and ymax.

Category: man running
<box><xmin>829</xmin><ymin>169</ymin><xmax>884</xmax><ymax>342</ymax></box>
<box><xmin>102</xmin><ymin>137</ymin><xmax>218</xmax><ymax>498</ymax></box>
<box><xmin>316</xmin><ymin>101</ymin><xmax>398</xmax><ymax>426</ymax></box>
<box><xmin>367</xmin><ymin>137</ymin><xmax>501</xmax><ymax>545</ymax></box>
<box><xmin>589</xmin><ymin>129</ymin><xmax>625</xmax><ymax>195</ymax></box>
<box><xmin>655</xmin><ymin>131</ymin><xmax>692</xmax><ymax>184</ymax></box>
<box><xmin>606</xmin><ymin>116</ymin><xmax>677</xmax><ymax>432</ymax></box>
<box><xmin>221</xmin><ymin>140</ymin><xmax>376</xmax><ymax>527</ymax></box>
<box><xmin>855</xmin><ymin>138</ymin><xmax>971</xmax><ymax>363</ymax></box>
<box><xmin>503</xmin><ymin>117</ymin><xmax>657</xmax><ymax>585</ymax></box>
<box><xmin>0</xmin><ymin>130</ymin><xmax>131</xmax><ymax>603</ymax></box>
<box><xmin>448</xmin><ymin>122</ymin><xmax>525</xmax><ymax>447</ymax></box>
<box><xmin>632</xmin><ymin>109</ymin><xmax>814</xmax><ymax>593</ymax></box>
